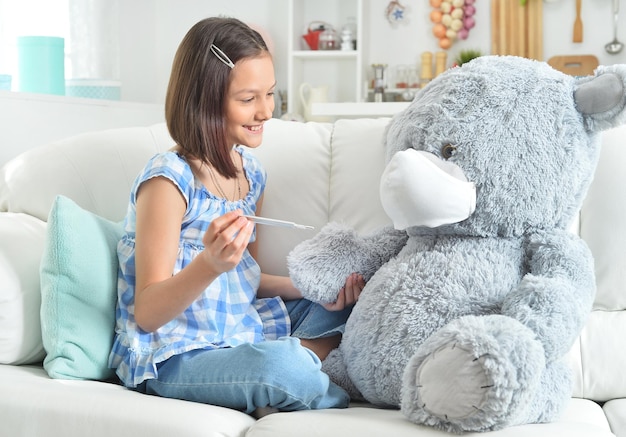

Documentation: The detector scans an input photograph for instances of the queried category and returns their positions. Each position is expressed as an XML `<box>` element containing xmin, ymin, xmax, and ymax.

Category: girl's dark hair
<box><xmin>165</xmin><ymin>17</ymin><xmax>269</xmax><ymax>178</ymax></box>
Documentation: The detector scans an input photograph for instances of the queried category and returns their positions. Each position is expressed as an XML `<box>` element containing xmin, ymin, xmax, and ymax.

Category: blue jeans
<box><xmin>285</xmin><ymin>297</ymin><xmax>352</xmax><ymax>339</ymax></box>
<box><xmin>135</xmin><ymin>299</ymin><xmax>351</xmax><ymax>413</ymax></box>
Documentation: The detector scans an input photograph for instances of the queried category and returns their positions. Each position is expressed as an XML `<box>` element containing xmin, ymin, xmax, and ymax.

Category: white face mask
<box><xmin>379</xmin><ymin>149</ymin><xmax>476</xmax><ymax>230</ymax></box>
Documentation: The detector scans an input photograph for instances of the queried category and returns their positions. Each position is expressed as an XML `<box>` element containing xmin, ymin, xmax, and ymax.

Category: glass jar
<box><xmin>318</xmin><ymin>28</ymin><xmax>339</xmax><ymax>50</ymax></box>
<box><xmin>395</xmin><ymin>65</ymin><xmax>408</xmax><ymax>89</ymax></box>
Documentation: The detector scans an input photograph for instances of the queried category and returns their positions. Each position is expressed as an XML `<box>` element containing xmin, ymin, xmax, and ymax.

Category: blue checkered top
<box><xmin>108</xmin><ymin>149</ymin><xmax>290</xmax><ymax>387</ymax></box>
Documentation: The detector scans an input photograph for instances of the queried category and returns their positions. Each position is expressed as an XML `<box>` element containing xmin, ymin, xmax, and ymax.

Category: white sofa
<box><xmin>1</xmin><ymin>117</ymin><xmax>625</xmax><ymax>437</ymax></box>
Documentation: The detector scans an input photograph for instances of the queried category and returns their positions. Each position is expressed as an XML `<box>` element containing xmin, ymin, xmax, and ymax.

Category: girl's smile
<box><xmin>225</xmin><ymin>54</ymin><xmax>275</xmax><ymax>148</ymax></box>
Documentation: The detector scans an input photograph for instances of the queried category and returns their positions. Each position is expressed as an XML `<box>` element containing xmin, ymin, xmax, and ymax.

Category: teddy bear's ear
<box><xmin>574</xmin><ymin>65</ymin><xmax>626</xmax><ymax>132</ymax></box>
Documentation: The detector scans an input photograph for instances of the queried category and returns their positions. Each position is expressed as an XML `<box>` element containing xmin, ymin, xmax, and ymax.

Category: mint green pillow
<box><xmin>40</xmin><ymin>195</ymin><xmax>123</xmax><ymax>380</ymax></box>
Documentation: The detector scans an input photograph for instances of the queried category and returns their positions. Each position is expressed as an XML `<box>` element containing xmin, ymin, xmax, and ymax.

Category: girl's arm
<box><xmin>256</xmin><ymin>272</ymin><xmax>364</xmax><ymax>310</ymax></box>
<box><xmin>133</xmin><ymin>176</ymin><xmax>254</xmax><ymax>332</ymax></box>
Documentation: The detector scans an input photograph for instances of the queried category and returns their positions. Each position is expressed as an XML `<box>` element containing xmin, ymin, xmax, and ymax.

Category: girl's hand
<box><xmin>201</xmin><ymin>211</ymin><xmax>254</xmax><ymax>274</ymax></box>
<box><xmin>323</xmin><ymin>273</ymin><xmax>365</xmax><ymax>311</ymax></box>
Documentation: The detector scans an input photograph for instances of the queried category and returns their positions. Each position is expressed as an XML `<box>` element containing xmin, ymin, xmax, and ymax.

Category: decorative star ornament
<box><xmin>386</xmin><ymin>0</ymin><xmax>409</xmax><ymax>27</ymax></box>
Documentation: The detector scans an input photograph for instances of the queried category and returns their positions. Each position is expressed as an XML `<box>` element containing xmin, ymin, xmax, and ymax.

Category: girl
<box><xmin>108</xmin><ymin>16</ymin><xmax>364</xmax><ymax>417</ymax></box>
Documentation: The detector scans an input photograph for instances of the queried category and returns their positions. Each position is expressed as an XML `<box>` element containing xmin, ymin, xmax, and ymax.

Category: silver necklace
<box><xmin>206</xmin><ymin>163</ymin><xmax>241</xmax><ymax>201</ymax></box>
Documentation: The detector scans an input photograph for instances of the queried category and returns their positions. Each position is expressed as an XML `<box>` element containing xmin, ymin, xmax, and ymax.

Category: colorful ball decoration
<box><xmin>429</xmin><ymin>0</ymin><xmax>476</xmax><ymax>50</ymax></box>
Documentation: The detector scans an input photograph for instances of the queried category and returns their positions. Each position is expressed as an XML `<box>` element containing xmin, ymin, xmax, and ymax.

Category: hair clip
<box><xmin>210</xmin><ymin>44</ymin><xmax>235</xmax><ymax>69</ymax></box>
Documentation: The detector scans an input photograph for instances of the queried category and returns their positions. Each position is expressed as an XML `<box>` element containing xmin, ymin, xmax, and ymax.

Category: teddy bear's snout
<box><xmin>379</xmin><ymin>149</ymin><xmax>476</xmax><ymax>230</ymax></box>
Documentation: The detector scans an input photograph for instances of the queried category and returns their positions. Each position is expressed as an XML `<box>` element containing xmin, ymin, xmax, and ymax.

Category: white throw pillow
<box><xmin>0</xmin><ymin>213</ymin><xmax>47</xmax><ymax>364</ymax></box>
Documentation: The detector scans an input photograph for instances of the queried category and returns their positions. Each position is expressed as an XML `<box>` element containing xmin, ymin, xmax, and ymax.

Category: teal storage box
<box><xmin>18</xmin><ymin>36</ymin><xmax>65</xmax><ymax>95</ymax></box>
<box><xmin>0</xmin><ymin>74</ymin><xmax>11</xmax><ymax>91</ymax></box>
<box><xmin>65</xmin><ymin>79</ymin><xmax>121</xmax><ymax>100</ymax></box>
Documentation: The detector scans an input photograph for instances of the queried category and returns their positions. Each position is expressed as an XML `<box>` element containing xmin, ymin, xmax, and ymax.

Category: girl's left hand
<box><xmin>323</xmin><ymin>273</ymin><xmax>365</xmax><ymax>311</ymax></box>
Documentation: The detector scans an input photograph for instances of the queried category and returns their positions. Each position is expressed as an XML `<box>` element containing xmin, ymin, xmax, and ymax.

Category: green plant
<box><xmin>455</xmin><ymin>49</ymin><xmax>483</xmax><ymax>66</ymax></box>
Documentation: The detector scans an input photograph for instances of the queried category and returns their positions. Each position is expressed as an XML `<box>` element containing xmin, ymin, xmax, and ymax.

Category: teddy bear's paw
<box><xmin>401</xmin><ymin>315</ymin><xmax>546</xmax><ymax>433</ymax></box>
<box><xmin>287</xmin><ymin>222</ymin><xmax>362</xmax><ymax>303</ymax></box>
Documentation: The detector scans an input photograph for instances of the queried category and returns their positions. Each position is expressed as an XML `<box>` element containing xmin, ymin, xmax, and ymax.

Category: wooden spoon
<box><xmin>573</xmin><ymin>0</ymin><xmax>583</xmax><ymax>42</ymax></box>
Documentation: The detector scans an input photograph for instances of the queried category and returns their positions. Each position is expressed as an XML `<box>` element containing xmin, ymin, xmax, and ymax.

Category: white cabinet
<box><xmin>286</xmin><ymin>0</ymin><xmax>410</xmax><ymax>120</ymax></box>
<box><xmin>286</xmin><ymin>0</ymin><xmax>365</xmax><ymax>119</ymax></box>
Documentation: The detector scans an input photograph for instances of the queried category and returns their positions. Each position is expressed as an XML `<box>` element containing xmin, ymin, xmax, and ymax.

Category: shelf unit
<box><xmin>286</xmin><ymin>0</ymin><xmax>365</xmax><ymax>118</ymax></box>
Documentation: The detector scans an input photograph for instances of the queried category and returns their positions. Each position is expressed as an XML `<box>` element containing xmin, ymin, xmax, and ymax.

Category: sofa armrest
<box><xmin>0</xmin><ymin>213</ymin><xmax>47</xmax><ymax>365</ymax></box>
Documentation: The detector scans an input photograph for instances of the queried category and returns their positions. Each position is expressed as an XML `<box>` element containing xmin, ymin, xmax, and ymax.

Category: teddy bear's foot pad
<box><xmin>401</xmin><ymin>315</ymin><xmax>545</xmax><ymax>432</ymax></box>
<box><xmin>415</xmin><ymin>343</ymin><xmax>490</xmax><ymax>420</ymax></box>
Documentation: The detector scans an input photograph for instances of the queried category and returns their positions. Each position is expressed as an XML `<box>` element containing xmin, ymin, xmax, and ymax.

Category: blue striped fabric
<box><xmin>108</xmin><ymin>149</ymin><xmax>290</xmax><ymax>387</ymax></box>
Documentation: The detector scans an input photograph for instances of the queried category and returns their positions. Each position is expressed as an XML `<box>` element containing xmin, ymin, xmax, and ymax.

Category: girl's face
<box><xmin>225</xmin><ymin>54</ymin><xmax>276</xmax><ymax>148</ymax></box>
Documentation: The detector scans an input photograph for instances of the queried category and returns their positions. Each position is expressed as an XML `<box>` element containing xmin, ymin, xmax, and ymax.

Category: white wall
<box><xmin>543</xmin><ymin>0</ymin><xmax>626</xmax><ymax>67</ymax></box>
<box><xmin>0</xmin><ymin>91</ymin><xmax>164</xmax><ymax>166</ymax></box>
<box><xmin>364</xmin><ymin>0</ymin><xmax>626</xmax><ymax>69</ymax></box>
<box><xmin>116</xmin><ymin>0</ymin><xmax>626</xmax><ymax>105</ymax></box>
<box><xmin>118</xmin><ymin>0</ymin><xmax>289</xmax><ymax>105</ymax></box>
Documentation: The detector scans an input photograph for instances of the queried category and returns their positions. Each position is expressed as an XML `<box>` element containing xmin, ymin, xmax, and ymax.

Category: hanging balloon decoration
<box><xmin>430</xmin><ymin>0</ymin><xmax>476</xmax><ymax>50</ymax></box>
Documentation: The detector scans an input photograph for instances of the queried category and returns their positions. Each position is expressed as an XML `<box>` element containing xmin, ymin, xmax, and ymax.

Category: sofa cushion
<box><xmin>603</xmin><ymin>399</ymin><xmax>626</xmax><ymax>437</ymax></box>
<box><xmin>40</xmin><ymin>195</ymin><xmax>123</xmax><ymax>380</ymax></box>
<box><xmin>581</xmin><ymin>124</ymin><xmax>626</xmax><ymax>311</ymax></box>
<box><xmin>0</xmin><ymin>123</ymin><xmax>174</xmax><ymax>222</ymax></box>
<box><xmin>250</xmin><ymin>118</ymin><xmax>333</xmax><ymax>276</ymax></box>
<box><xmin>0</xmin><ymin>213</ymin><xmax>47</xmax><ymax>365</ymax></box>
<box><xmin>328</xmin><ymin>118</ymin><xmax>392</xmax><ymax>233</ymax></box>
<box><xmin>0</xmin><ymin>364</ymin><xmax>255</xmax><ymax>437</ymax></box>
<box><xmin>246</xmin><ymin>398</ymin><xmax>614</xmax><ymax>437</ymax></box>
<box><xmin>575</xmin><ymin>310</ymin><xmax>626</xmax><ymax>401</ymax></box>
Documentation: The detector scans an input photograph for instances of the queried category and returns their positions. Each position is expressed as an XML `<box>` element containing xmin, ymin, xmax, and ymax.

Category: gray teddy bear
<box><xmin>288</xmin><ymin>55</ymin><xmax>626</xmax><ymax>433</ymax></box>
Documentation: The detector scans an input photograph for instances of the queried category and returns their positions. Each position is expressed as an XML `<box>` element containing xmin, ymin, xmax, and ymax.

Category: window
<box><xmin>0</xmin><ymin>0</ymin><xmax>119</xmax><ymax>95</ymax></box>
<box><xmin>0</xmin><ymin>0</ymin><xmax>70</xmax><ymax>91</ymax></box>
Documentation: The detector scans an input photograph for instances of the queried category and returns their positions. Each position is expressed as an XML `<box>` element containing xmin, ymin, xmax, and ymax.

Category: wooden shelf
<box><xmin>291</xmin><ymin>50</ymin><xmax>358</xmax><ymax>59</ymax></box>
